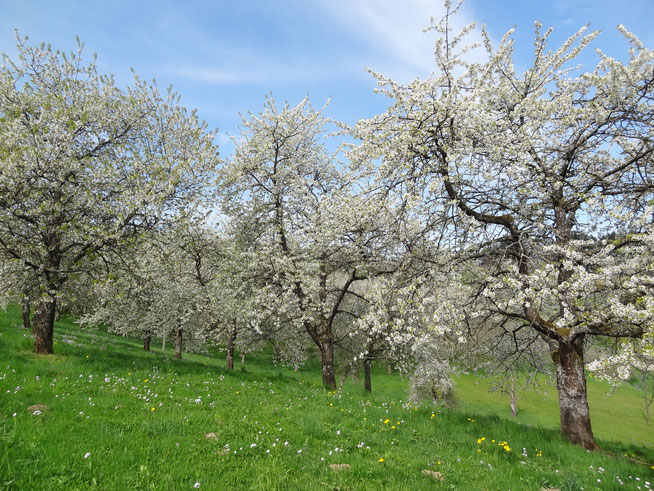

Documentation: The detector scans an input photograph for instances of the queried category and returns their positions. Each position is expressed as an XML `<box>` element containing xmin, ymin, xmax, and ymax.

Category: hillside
<box><xmin>1</xmin><ymin>306</ymin><xmax>652</xmax><ymax>490</ymax></box>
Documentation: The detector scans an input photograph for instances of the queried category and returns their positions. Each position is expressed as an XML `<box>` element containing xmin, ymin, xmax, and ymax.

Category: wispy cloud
<box><xmin>316</xmin><ymin>0</ymin><xmax>483</xmax><ymax>81</ymax></box>
<box><xmin>164</xmin><ymin>62</ymin><xmax>327</xmax><ymax>86</ymax></box>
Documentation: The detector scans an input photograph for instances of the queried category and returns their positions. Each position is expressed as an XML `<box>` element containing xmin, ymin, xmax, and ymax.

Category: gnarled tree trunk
<box><xmin>553</xmin><ymin>337</ymin><xmax>598</xmax><ymax>450</ymax></box>
<box><xmin>174</xmin><ymin>328</ymin><xmax>183</xmax><ymax>359</ymax></box>
<box><xmin>32</xmin><ymin>298</ymin><xmax>56</xmax><ymax>354</ymax></box>
<box><xmin>320</xmin><ymin>342</ymin><xmax>336</xmax><ymax>389</ymax></box>
<box><xmin>21</xmin><ymin>295</ymin><xmax>31</xmax><ymax>329</ymax></box>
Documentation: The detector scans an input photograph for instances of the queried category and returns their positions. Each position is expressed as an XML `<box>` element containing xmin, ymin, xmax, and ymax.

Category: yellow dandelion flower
<box><xmin>477</xmin><ymin>439</ymin><xmax>481</xmax><ymax>444</ymax></box>
<box><xmin>379</xmin><ymin>458</ymin><xmax>384</xmax><ymax>463</ymax></box>
<box><xmin>477</xmin><ymin>449</ymin><xmax>481</xmax><ymax>453</ymax></box>
<box><xmin>144</xmin><ymin>379</ymin><xmax>149</xmax><ymax>383</ymax></box>
<box><xmin>503</xmin><ymin>445</ymin><xmax>510</xmax><ymax>452</ymax></box>
<box><xmin>391</xmin><ymin>425</ymin><xmax>396</xmax><ymax>429</ymax></box>
<box><xmin>384</xmin><ymin>419</ymin><xmax>389</xmax><ymax>424</ymax></box>
<box><xmin>151</xmin><ymin>407</ymin><xmax>155</xmax><ymax>411</ymax></box>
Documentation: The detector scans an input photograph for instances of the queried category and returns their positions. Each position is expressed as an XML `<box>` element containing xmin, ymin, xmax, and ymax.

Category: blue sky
<box><xmin>1</xmin><ymin>0</ymin><xmax>652</xmax><ymax>155</ymax></box>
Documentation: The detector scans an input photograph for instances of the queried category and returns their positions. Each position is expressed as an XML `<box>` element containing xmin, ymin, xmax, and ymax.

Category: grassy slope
<box><xmin>0</xmin><ymin>305</ymin><xmax>652</xmax><ymax>490</ymax></box>
<box><xmin>454</xmin><ymin>372</ymin><xmax>649</xmax><ymax>447</ymax></box>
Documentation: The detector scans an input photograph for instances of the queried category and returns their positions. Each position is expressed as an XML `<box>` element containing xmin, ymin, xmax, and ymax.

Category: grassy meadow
<box><xmin>0</xmin><ymin>304</ymin><xmax>653</xmax><ymax>490</ymax></box>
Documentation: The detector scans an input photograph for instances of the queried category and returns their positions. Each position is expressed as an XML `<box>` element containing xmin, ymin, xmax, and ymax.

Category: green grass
<box><xmin>0</xmin><ymin>304</ymin><xmax>652</xmax><ymax>490</ymax></box>
<box><xmin>454</xmin><ymin>372</ymin><xmax>651</xmax><ymax>447</ymax></box>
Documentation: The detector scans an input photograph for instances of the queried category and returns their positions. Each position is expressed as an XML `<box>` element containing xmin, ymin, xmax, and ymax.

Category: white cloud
<box><xmin>317</xmin><ymin>0</ymin><xmax>483</xmax><ymax>81</ymax></box>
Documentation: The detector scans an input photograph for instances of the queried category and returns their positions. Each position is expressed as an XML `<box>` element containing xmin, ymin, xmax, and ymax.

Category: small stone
<box><xmin>27</xmin><ymin>404</ymin><xmax>49</xmax><ymax>415</ymax></box>
<box><xmin>422</xmin><ymin>470</ymin><xmax>444</xmax><ymax>481</ymax></box>
<box><xmin>205</xmin><ymin>432</ymin><xmax>218</xmax><ymax>440</ymax></box>
<box><xmin>330</xmin><ymin>464</ymin><xmax>351</xmax><ymax>471</ymax></box>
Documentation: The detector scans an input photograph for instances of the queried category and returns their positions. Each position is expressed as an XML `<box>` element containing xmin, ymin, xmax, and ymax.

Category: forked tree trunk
<box><xmin>226</xmin><ymin>328</ymin><xmax>236</xmax><ymax>370</ymax></box>
<box><xmin>364</xmin><ymin>358</ymin><xmax>372</xmax><ymax>392</ymax></box>
<box><xmin>32</xmin><ymin>298</ymin><xmax>57</xmax><ymax>354</ymax></box>
<box><xmin>320</xmin><ymin>342</ymin><xmax>336</xmax><ymax>389</ymax></box>
<box><xmin>553</xmin><ymin>337</ymin><xmax>599</xmax><ymax>450</ymax></box>
<box><xmin>143</xmin><ymin>334</ymin><xmax>151</xmax><ymax>352</ymax></box>
<box><xmin>174</xmin><ymin>328</ymin><xmax>183</xmax><ymax>359</ymax></box>
<box><xmin>22</xmin><ymin>295</ymin><xmax>31</xmax><ymax>329</ymax></box>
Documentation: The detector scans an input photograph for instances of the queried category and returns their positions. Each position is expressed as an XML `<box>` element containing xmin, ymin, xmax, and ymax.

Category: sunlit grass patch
<box><xmin>0</xmin><ymin>305</ymin><xmax>652</xmax><ymax>489</ymax></box>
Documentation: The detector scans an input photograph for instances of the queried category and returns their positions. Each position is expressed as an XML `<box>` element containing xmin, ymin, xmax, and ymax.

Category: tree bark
<box><xmin>32</xmin><ymin>298</ymin><xmax>56</xmax><ymax>354</ymax></box>
<box><xmin>21</xmin><ymin>295</ymin><xmax>31</xmax><ymax>330</ymax></box>
<box><xmin>143</xmin><ymin>334</ymin><xmax>151</xmax><ymax>352</ymax></box>
<box><xmin>364</xmin><ymin>358</ymin><xmax>372</xmax><ymax>392</ymax></box>
<box><xmin>174</xmin><ymin>328</ymin><xmax>183</xmax><ymax>359</ymax></box>
<box><xmin>226</xmin><ymin>328</ymin><xmax>236</xmax><ymax>370</ymax></box>
<box><xmin>241</xmin><ymin>353</ymin><xmax>246</xmax><ymax>366</ymax></box>
<box><xmin>552</xmin><ymin>337</ymin><xmax>599</xmax><ymax>450</ymax></box>
<box><xmin>162</xmin><ymin>333</ymin><xmax>166</xmax><ymax>352</ymax></box>
<box><xmin>320</xmin><ymin>342</ymin><xmax>337</xmax><ymax>389</ymax></box>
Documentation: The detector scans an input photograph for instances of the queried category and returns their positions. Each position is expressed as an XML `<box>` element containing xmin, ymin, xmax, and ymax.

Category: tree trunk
<box><xmin>241</xmin><ymin>353</ymin><xmax>246</xmax><ymax>365</ymax></box>
<box><xmin>552</xmin><ymin>337</ymin><xmax>599</xmax><ymax>450</ymax></box>
<box><xmin>143</xmin><ymin>334</ymin><xmax>151</xmax><ymax>351</ymax></box>
<box><xmin>364</xmin><ymin>358</ymin><xmax>372</xmax><ymax>392</ymax></box>
<box><xmin>21</xmin><ymin>295</ymin><xmax>31</xmax><ymax>330</ymax></box>
<box><xmin>226</xmin><ymin>328</ymin><xmax>236</xmax><ymax>370</ymax></box>
<box><xmin>641</xmin><ymin>371</ymin><xmax>651</xmax><ymax>425</ymax></box>
<box><xmin>174</xmin><ymin>328</ymin><xmax>183</xmax><ymax>359</ymax></box>
<box><xmin>162</xmin><ymin>333</ymin><xmax>166</xmax><ymax>352</ymax></box>
<box><xmin>386</xmin><ymin>365</ymin><xmax>392</xmax><ymax>375</ymax></box>
<box><xmin>320</xmin><ymin>342</ymin><xmax>336</xmax><ymax>389</ymax></box>
<box><xmin>32</xmin><ymin>298</ymin><xmax>56</xmax><ymax>354</ymax></box>
<box><xmin>509</xmin><ymin>375</ymin><xmax>517</xmax><ymax>418</ymax></box>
